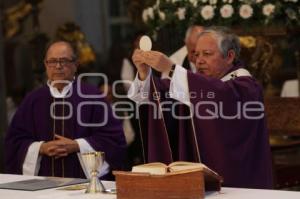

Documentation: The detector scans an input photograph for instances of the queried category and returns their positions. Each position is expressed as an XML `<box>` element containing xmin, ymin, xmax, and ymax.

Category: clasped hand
<box><xmin>132</xmin><ymin>49</ymin><xmax>174</xmax><ymax>80</ymax></box>
<box><xmin>39</xmin><ymin>134</ymin><xmax>79</xmax><ymax>158</ymax></box>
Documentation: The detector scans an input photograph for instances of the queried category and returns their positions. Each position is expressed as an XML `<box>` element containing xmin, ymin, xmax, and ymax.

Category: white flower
<box><xmin>201</xmin><ymin>0</ymin><xmax>208</xmax><ymax>3</ymax></box>
<box><xmin>262</xmin><ymin>4</ymin><xmax>275</xmax><ymax>16</ymax></box>
<box><xmin>286</xmin><ymin>8</ymin><xmax>297</xmax><ymax>19</ymax></box>
<box><xmin>209</xmin><ymin>0</ymin><xmax>217</xmax><ymax>4</ymax></box>
<box><xmin>142</xmin><ymin>10</ymin><xmax>148</xmax><ymax>23</ymax></box>
<box><xmin>153</xmin><ymin>0</ymin><xmax>160</xmax><ymax>9</ymax></box>
<box><xmin>177</xmin><ymin>7</ymin><xmax>186</xmax><ymax>20</ymax></box>
<box><xmin>239</xmin><ymin>4</ymin><xmax>253</xmax><ymax>19</ymax></box>
<box><xmin>228</xmin><ymin>0</ymin><xmax>233</xmax><ymax>3</ymax></box>
<box><xmin>285</xmin><ymin>0</ymin><xmax>298</xmax><ymax>2</ymax></box>
<box><xmin>201</xmin><ymin>5</ymin><xmax>215</xmax><ymax>20</ymax></box>
<box><xmin>256</xmin><ymin>0</ymin><xmax>263</xmax><ymax>3</ymax></box>
<box><xmin>220</xmin><ymin>4</ymin><xmax>234</xmax><ymax>18</ymax></box>
<box><xmin>158</xmin><ymin>10</ymin><xmax>166</xmax><ymax>21</ymax></box>
<box><xmin>142</xmin><ymin>7</ymin><xmax>154</xmax><ymax>23</ymax></box>
<box><xmin>189</xmin><ymin>0</ymin><xmax>198</xmax><ymax>7</ymax></box>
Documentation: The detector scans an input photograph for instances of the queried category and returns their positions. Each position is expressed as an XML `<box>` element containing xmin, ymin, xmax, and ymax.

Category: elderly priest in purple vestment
<box><xmin>128</xmin><ymin>27</ymin><xmax>273</xmax><ymax>189</ymax></box>
<box><xmin>4</xmin><ymin>41</ymin><xmax>127</xmax><ymax>180</ymax></box>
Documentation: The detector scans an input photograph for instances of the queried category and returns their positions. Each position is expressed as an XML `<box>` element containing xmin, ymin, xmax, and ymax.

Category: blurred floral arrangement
<box><xmin>3</xmin><ymin>0</ymin><xmax>44</xmax><ymax>39</ymax></box>
<box><xmin>141</xmin><ymin>0</ymin><xmax>300</xmax><ymax>37</ymax></box>
<box><xmin>55</xmin><ymin>22</ymin><xmax>96</xmax><ymax>66</ymax></box>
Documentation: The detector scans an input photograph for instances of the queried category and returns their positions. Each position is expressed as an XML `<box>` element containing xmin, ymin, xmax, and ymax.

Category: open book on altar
<box><xmin>131</xmin><ymin>161</ymin><xmax>220</xmax><ymax>176</ymax></box>
<box><xmin>113</xmin><ymin>161</ymin><xmax>223</xmax><ymax>199</ymax></box>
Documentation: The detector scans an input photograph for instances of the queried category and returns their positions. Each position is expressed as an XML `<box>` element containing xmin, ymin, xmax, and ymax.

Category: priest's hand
<box><xmin>139</xmin><ymin>50</ymin><xmax>174</xmax><ymax>74</ymax></box>
<box><xmin>53</xmin><ymin>134</ymin><xmax>80</xmax><ymax>155</ymax></box>
<box><xmin>132</xmin><ymin>49</ymin><xmax>150</xmax><ymax>81</ymax></box>
<box><xmin>39</xmin><ymin>140</ymin><xmax>68</xmax><ymax>158</ymax></box>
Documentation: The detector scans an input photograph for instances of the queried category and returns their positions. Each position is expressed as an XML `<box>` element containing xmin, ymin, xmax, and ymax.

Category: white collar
<box><xmin>189</xmin><ymin>62</ymin><xmax>197</xmax><ymax>73</ymax></box>
<box><xmin>47</xmin><ymin>79</ymin><xmax>74</xmax><ymax>98</ymax></box>
<box><xmin>221</xmin><ymin>68</ymin><xmax>252</xmax><ymax>82</ymax></box>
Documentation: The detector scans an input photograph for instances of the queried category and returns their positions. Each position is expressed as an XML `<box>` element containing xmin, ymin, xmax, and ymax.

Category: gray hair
<box><xmin>184</xmin><ymin>26</ymin><xmax>194</xmax><ymax>42</ymax></box>
<box><xmin>184</xmin><ymin>25</ymin><xmax>203</xmax><ymax>43</ymax></box>
<box><xmin>197</xmin><ymin>26</ymin><xmax>241</xmax><ymax>63</ymax></box>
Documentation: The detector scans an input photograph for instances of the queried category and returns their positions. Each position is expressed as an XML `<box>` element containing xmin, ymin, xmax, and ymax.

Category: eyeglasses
<box><xmin>45</xmin><ymin>58</ymin><xmax>76</xmax><ymax>68</ymax></box>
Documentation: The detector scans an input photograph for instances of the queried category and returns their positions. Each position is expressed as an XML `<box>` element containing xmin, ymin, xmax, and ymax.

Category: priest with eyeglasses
<box><xmin>4</xmin><ymin>40</ymin><xmax>127</xmax><ymax>180</ymax></box>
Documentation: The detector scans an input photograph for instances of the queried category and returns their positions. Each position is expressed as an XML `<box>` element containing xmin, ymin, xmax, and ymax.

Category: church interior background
<box><xmin>0</xmin><ymin>0</ymin><xmax>300</xmax><ymax>190</ymax></box>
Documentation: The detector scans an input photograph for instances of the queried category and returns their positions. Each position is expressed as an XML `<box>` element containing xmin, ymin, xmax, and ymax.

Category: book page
<box><xmin>132</xmin><ymin>162</ymin><xmax>168</xmax><ymax>175</ymax></box>
<box><xmin>168</xmin><ymin>161</ymin><xmax>206</xmax><ymax>172</ymax></box>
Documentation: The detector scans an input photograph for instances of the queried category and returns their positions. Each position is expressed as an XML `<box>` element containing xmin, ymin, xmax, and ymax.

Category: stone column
<box><xmin>74</xmin><ymin>0</ymin><xmax>110</xmax><ymax>55</ymax></box>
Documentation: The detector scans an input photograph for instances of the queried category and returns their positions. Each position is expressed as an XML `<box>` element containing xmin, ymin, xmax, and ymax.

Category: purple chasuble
<box><xmin>4</xmin><ymin>80</ymin><xmax>127</xmax><ymax>180</ymax></box>
<box><xmin>138</xmin><ymin>64</ymin><xmax>273</xmax><ymax>189</ymax></box>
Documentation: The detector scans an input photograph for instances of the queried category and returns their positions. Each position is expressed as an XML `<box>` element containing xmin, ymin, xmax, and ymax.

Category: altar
<box><xmin>0</xmin><ymin>174</ymin><xmax>299</xmax><ymax>199</ymax></box>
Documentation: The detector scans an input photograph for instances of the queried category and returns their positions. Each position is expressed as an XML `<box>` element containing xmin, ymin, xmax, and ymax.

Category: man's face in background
<box><xmin>45</xmin><ymin>41</ymin><xmax>78</xmax><ymax>83</ymax></box>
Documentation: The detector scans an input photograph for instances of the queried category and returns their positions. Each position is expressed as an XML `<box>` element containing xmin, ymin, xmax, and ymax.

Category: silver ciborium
<box><xmin>80</xmin><ymin>151</ymin><xmax>106</xmax><ymax>193</ymax></box>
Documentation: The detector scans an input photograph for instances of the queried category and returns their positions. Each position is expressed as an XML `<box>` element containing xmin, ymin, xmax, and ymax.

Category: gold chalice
<box><xmin>80</xmin><ymin>151</ymin><xmax>106</xmax><ymax>193</ymax></box>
